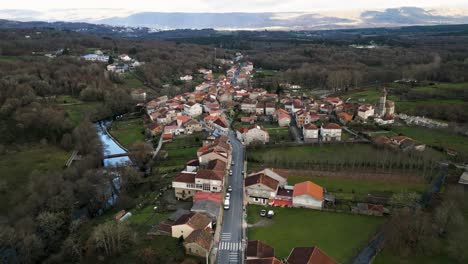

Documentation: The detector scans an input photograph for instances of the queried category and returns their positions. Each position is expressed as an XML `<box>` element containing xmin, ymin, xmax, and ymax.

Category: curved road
<box><xmin>216</xmin><ymin>131</ymin><xmax>245</xmax><ymax>263</ymax></box>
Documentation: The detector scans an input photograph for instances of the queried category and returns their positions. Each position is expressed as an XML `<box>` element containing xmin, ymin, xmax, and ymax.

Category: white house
<box><xmin>303</xmin><ymin>123</ymin><xmax>319</xmax><ymax>142</ymax></box>
<box><xmin>171</xmin><ymin>212</ymin><xmax>212</xmax><ymax>239</ymax></box>
<box><xmin>320</xmin><ymin>123</ymin><xmax>342</xmax><ymax>142</ymax></box>
<box><xmin>357</xmin><ymin>104</ymin><xmax>375</xmax><ymax>120</ymax></box>
<box><xmin>277</xmin><ymin>113</ymin><xmax>291</xmax><ymax>127</ymax></box>
<box><xmin>292</xmin><ymin>181</ymin><xmax>324</xmax><ymax>210</ymax></box>
<box><xmin>248</xmin><ymin>168</ymin><xmax>288</xmax><ymax>187</ymax></box>
<box><xmin>245</xmin><ymin>174</ymin><xmax>279</xmax><ymax>205</ymax></box>
<box><xmin>119</xmin><ymin>54</ymin><xmax>132</xmax><ymax>62</ymax></box>
<box><xmin>237</xmin><ymin>126</ymin><xmax>270</xmax><ymax>145</ymax></box>
<box><xmin>184</xmin><ymin>102</ymin><xmax>203</xmax><ymax>117</ymax></box>
<box><xmin>180</xmin><ymin>75</ymin><xmax>193</xmax><ymax>81</ymax></box>
<box><xmin>195</xmin><ymin>82</ymin><xmax>211</xmax><ymax>91</ymax></box>
<box><xmin>81</xmin><ymin>54</ymin><xmax>109</xmax><ymax>62</ymax></box>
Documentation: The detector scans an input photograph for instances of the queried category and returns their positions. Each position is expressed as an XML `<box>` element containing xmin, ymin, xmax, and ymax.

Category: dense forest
<box><xmin>0</xmin><ymin>29</ymin><xmax>221</xmax><ymax>263</ymax></box>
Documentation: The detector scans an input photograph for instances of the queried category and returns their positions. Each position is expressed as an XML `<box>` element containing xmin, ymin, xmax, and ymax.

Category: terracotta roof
<box><xmin>206</xmin><ymin>159</ymin><xmax>227</xmax><ymax>172</ymax></box>
<box><xmin>177</xmin><ymin>115</ymin><xmax>191</xmax><ymax>122</ymax></box>
<box><xmin>246</xmin><ymin>258</ymin><xmax>284</xmax><ymax>264</ymax></box>
<box><xmin>323</xmin><ymin>123</ymin><xmax>341</xmax><ymax>129</ymax></box>
<box><xmin>337</xmin><ymin>112</ymin><xmax>353</xmax><ymax>122</ymax></box>
<box><xmin>250</xmin><ymin>168</ymin><xmax>288</xmax><ymax>180</ymax></box>
<box><xmin>278</xmin><ymin>113</ymin><xmax>291</xmax><ymax>120</ymax></box>
<box><xmin>184</xmin><ymin>229</ymin><xmax>213</xmax><ymax>250</ymax></box>
<box><xmin>293</xmin><ymin>181</ymin><xmax>323</xmax><ymax>200</ymax></box>
<box><xmin>196</xmin><ymin>169</ymin><xmax>224</xmax><ymax>181</ymax></box>
<box><xmin>287</xmin><ymin>247</ymin><xmax>337</xmax><ymax>264</ymax></box>
<box><xmin>303</xmin><ymin>123</ymin><xmax>318</xmax><ymax>130</ymax></box>
<box><xmin>246</xmin><ymin>240</ymin><xmax>275</xmax><ymax>259</ymax></box>
<box><xmin>193</xmin><ymin>192</ymin><xmax>223</xmax><ymax>204</ymax></box>
<box><xmin>245</xmin><ymin>174</ymin><xmax>279</xmax><ymax>191</ymax></box>
<box><xmin>324</xmin><ymin>97</ymin><xmax>342</xmax><ymax>104</ymax></box>
<box><xmin>173</xmin><ymin>212</ymin><xmax>211</xmax><ymax>230</ymax></box>
<box><xmin>373</xmin><ymin>136</ymin><xmax>391</xmax><ymax>145</ymax></box>
<box><xmin>389</xmin><ymin>135</ymin><xmax>408</xmax><ymax>143</ymax></box>
<box><xmin>174</xmin><ymin>173</ymin><xmax>195</xmax><ymax>184</ymax></box>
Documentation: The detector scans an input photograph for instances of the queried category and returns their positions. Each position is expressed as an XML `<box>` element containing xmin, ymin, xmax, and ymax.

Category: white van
<box><xmin>224</xmin><ymin>199</ymin><xmax>230</xmax><ymax>210</ymax></box>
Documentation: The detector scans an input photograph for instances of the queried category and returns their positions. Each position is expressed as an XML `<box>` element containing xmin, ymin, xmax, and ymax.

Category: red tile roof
<box><xmin>174</xmin><ymin>173</ymin><xmax>195</xmax><ymax>184</ymax></box>
<box><xmin>193</xmin><ymin>192</ymin><xmax>223</xmax><ymax>204</ymax></box>
<box><xmin>184</xmin><ymin>229</ymin><xmax>213</xmax><ymax>250</ymax></box>
<box><xmin>245</xmin><ymin>174</ymin><xmax>279</xmax><ymax>191</ymax></box>
<box><xmin>173</xmin><ymin>212</ymin><xmax>211</xmax><ymax>230</ymax></box>
<box><xmin>293</xmin><ymin>181</ymin><xmax>323</xmax><ymax>200</ymax></box>
<box><xmin>323</xmin><ymin>123</ymin><xmax>341</xmax><ymax>129</ymax></box>
<box><xmin>287</xmin><ymin>247</ymin><xmax>337</xmax><ymax>264</ymax></box>
<box><xmin>246</xmin><ymin>258</ymin><xmax>284</xmax><ymax>264</ymax></box>
<box><xmin>246</xmin><ymin>240</ymin><xmax>275</xmax><ymax>259</ymax></box>
<box><xmin>196</xmin><ymin>169</ymin><xmax>224</xmax><ymax>181</ymax></box>
<box><xmin>303</xmin><ymin>123</ymin><xmax>318</xmax><ymax>130</ymax></box>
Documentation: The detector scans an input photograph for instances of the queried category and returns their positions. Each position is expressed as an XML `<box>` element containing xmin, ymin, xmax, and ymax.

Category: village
<box><xmin>102</xmin><ymin>54</ymin><xmax>451</xmax><ymax>264</ymax></box>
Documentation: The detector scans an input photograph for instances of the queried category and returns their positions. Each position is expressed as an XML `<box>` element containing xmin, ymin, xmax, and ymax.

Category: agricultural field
<box><xmin>247</xmin><ymin>205</ymin><xmax>384</xmax><ymax>262</ymax></box>
<box><xmin>157</xmin><ymin>134</ymin><xmax>204</xmax><ymax>172</ymax></box>
<box><xmin>390</xmin><ymin>126</ymin><xmax>468</xmax><ymax>158</ymax></box>
<box><xmin>247</xmin><ymin>144</ymin><xmax>445</xmax><ymax>174</ymax></box>
<box><xmin>287</xmin><ymin>176</ymin><xmax>426</xmax><ymax>200</ymax></box>
<box><xmin>0</xmin><ymin>144</ymin><xmax>69</xmax><ymax>211</ymax></box>
<box><xmin>109</xmin><ymin>118</ymin><xmax>145</xmax><ymax>148</ymax></box>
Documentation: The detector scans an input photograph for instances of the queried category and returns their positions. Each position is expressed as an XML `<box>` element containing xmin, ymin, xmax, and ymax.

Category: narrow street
<box><xmin>216</xmin><ymin>131</ymin><xmax>245</xmax><ymax>263</ymax></box>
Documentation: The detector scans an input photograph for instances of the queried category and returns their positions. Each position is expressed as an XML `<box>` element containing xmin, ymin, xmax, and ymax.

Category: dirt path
<box><xmin>247</xmin><ymin>218</ymin><xmax>273</xmax><ymax>228</ymax></box>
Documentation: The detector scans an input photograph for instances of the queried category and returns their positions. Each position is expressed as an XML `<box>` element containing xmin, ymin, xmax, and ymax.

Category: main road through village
<box><xmin>216</xmin><ymin>131</ymin><xmax>245</xmax><ymax>263</ymax></box>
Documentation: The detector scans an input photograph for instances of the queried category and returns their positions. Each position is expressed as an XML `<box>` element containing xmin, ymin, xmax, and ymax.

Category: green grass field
<box><xmin>373</xmin><ymin>250</ymin><xmax>456</xmax><ymax>264</ymax></box>
<box><xmin>0</xmin><ymin>144</ymin><xmax>69</xmax><ymax>211</ymax></box>
<box><xmin>0</xmin><ymin>56</ymin><xmax>20</xmax><ymax>62</ymax></box>
<box><xmin>248</xmin><ymin>144</ymin><xmax>440</xmax><ymax>166</ymax></box>
<box><xmin>58</xmin><ymin>100</ymin><xmax>103</xmax><ymax>125</ymax></box>
<box><xmin>247</xmin><ymin>205</ymin><xmax>384</xmax><ymax>262</ymax></box>
<box><xmin>109</xmin><ymin>118</ymin><xmax>145</xmax><ymax>148</ymax></box>
<box><xmin>163</xmin><ymin>133</ymin><xmax>204</xmax><ymax>150</ymax></box>
<box><xmin>287</xmin><ymin>176</ymin><xmax>426</xmax><ymax>196</ymax></box>
<box><xmin>391</xmin><ymin>126</ymin><xmax>468</xmax><ymax>157</ymax></box>
<box><xmin>266</xmin><ymin>127</ymin><xmax>291</xmax><ymax>142</ymax></box>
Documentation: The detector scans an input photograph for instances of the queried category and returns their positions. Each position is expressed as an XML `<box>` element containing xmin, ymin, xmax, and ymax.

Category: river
<box><xmin>96</xmin><ymin>121</ymin><xmax>131</xmax><ymax>167</ymax></box>
<box><xmin>95</xmin><ymin>121</ymin><xmax>131</xmax><ymax>208</ymax></box>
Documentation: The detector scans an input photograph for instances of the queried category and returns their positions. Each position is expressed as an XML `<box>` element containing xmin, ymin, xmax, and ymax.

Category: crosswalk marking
<box><xmin>219</xmin><ymin>241</ymin><xmax>243</xmax><ymax>251</ymax></box>
<box><xmin>221</xmin><ymin>233</ymin><xmax>231</xmax><ymax>241</ymax></box>
<box><xmin>229</xmin><ymin>252</ymin><xmax>239</xmax><ymax>263</ymax></box>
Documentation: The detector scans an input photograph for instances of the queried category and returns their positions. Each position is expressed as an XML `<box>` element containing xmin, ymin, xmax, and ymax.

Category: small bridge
<box><xmin>103</xmin><ymin>153</ymin><xmax>130</xmax><ymax>159</ymax></box>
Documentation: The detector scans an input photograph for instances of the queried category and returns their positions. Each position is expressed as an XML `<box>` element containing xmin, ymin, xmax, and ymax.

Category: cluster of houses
<box><xmin>246</xmin><ymin>240</ymin><xmax>337</xmax><ymax>264</ymax></box>
<box><xmin>149</xmin><ymin>134</ymin><xmax>232</xmax><ymax>258</ymax></box>
<box><xmin>373</xmin><ymin>134</ymin><xmax>426</xmax><ymax>152</ymax></box>
<box><xmin>81</xmin><ymin>50</ymin><xmax>142</xmax><ymax>73</ymax></box>
<box><xmin>244</xmin><ymin>168</ymin><xmax>332</xmax><ymax>210</ymax></box>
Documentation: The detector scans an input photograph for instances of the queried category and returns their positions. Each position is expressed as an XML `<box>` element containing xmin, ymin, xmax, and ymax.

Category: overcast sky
<box><xmin>1</xmin><ymin>0</ymin><xmax>468</xmax><ymax>12</ymax></box>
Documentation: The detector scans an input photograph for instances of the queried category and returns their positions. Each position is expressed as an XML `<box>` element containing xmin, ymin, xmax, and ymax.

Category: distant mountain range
<box><xmin>2</xmin><ymin>7</ymin><xmax>468</xmax><ymax>30</ymax></box>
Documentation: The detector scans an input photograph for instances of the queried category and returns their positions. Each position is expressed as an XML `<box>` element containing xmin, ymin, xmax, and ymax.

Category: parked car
<box><xmin>224</xmin><ymin>199</ymin><xmax>230</xmax><ymax>210</ymax></box>
<box><xmin>227</xmin><ymin>186</ymin><xmax>232</xmax><ymax>192</ymax></box>
<box><xmin>260</xmin><ymin>209</ymin><xmax>267</xmax><ymax>217</ymax></box>
<box><xmin>229</xmin><ymin>170</ymin><xmax>233</xmax><ymax>176</ymax></box>
<box><xmin>231</xmin><ymin>161</ymin><xmax>235</xmax><ymax>166</ymax></box>
<box><xmin>267</xmin><ymin>210</ymin><xmax>274</xmax><ymax>218</ymax></box>
<box><xmin>226</xmin><ymin>193</ymin><xmax>231</xmax><ymax>199</ymax></box>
